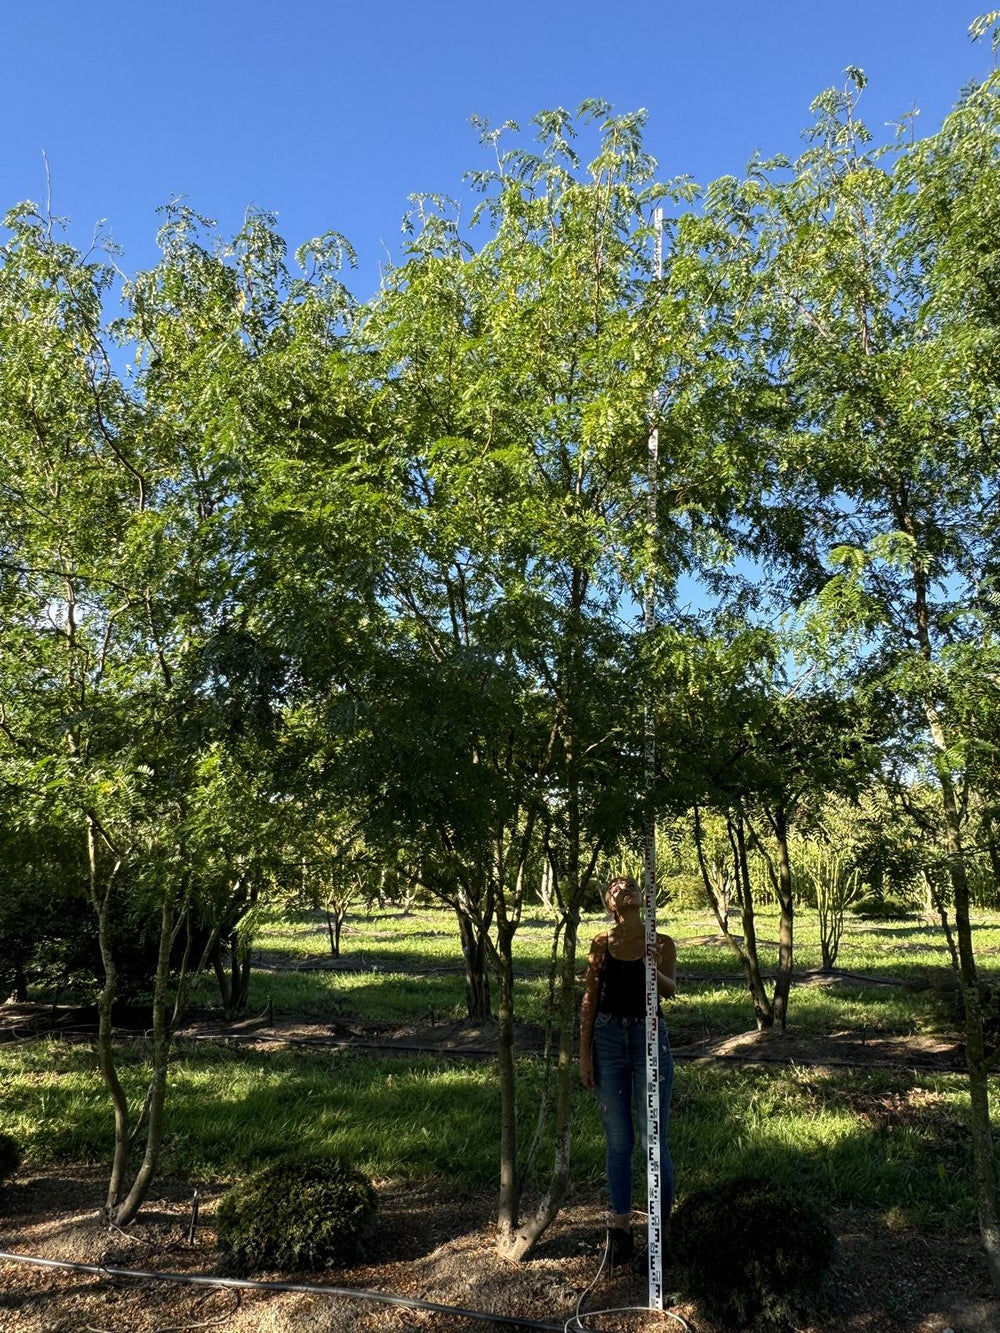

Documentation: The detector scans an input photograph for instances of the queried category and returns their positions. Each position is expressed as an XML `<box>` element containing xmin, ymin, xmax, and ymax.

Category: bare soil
<box><xmin>2</xmin><ymin>1169</ymin><xmax>998</xmax><ymax>1333</ymax></box>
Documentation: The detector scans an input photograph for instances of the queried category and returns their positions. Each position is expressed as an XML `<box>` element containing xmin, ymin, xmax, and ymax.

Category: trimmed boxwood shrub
<box><xmin>216</xmin><ymin>1155</ymin><xmax>377</xmax><ymax>1273</ymax></box>
<box><xmin>671</xmin><ymin>1176</ymin><xmax>835</xmax><ymax>1330</ymax></box>
<box><xmin>0</xmin><ymin>1133</ymin><xmax>20</xmax><ymax>1186</ymax></box>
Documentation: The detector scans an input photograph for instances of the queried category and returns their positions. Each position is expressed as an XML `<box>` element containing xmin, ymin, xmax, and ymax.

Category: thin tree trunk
<box><xmin>695</xmin><ymin>806</ymin><xmax>773</xmax><ymax>1028</ymax></box>
<box><xmin>211</xmin><ymin>939</ymin><xmax>232</xmax><ymax>1014</ymax></box>
<box><xmin>456</xmin><ymin>906</ymin><xmax>491</xmax><ymax>1021</ymax></box>
<box><xmin>9</xmin><ymin>961</ymin><xmax>28</xmax><ymax>1003</ymax></box>
<box><xmin>499</xmin><ymin>901</ymin><xmax>580</xmax><ymax>1261</ymax></box>
<box><xmin>231</xmin><ymin>936</ymin><xmax>252</xmax><ymax>1018</ymax></box>
<box><xmin>325</xmin><ymin>905</ymin><xmax>339</xmax><ymax>956</ymax></box>
<box><xmin>494</xmin><ymin>918</ymin><xmax>519</xmax><ymax>1243</ymax></box>
<box><xmin>730</xmin><ymin>812</ymin><xmax>775</xmax><ymax>1029</ymax></box>
<box><xmin>929</xmin><ymin>717</ymin><xmax>1000</xmax><ymax>1289</ymax></box>
<box><xmin>88</xmin><ymin>818</ymin><xmax>130</xmax><ymax>1219</ymax></box>
<box><xmin>113</xmin><ymin>893</ymin><xmax>176</xmax><ymax>1226</ymax></box>
<box><xmin>984</xmin><ymin>814</ymin><xmax>1000</xmax><ymax>900</ymax></box>
<box><xmin>768</xmin><ymin>804</ymin><xmax>795</xmax><ymax>1032</ymax></box>
<box><xmin>904</xmin><ymin>520</ymin><xmax>1000</xmax><ymax>1289</ymax></box>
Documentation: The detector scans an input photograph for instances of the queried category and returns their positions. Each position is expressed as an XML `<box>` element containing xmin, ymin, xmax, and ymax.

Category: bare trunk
<box><xmin>930</xmin><ymin>718</ymin><xmax>1000</xmax><ymax>1290</ymax></box>
<box><xmin>87</xmin><ymin>820</ymin><xmax>130</xmax><ymax>1218</ymax></box>
<box><xmin>769</xmin><ymin>806</ymin><xmax>795</xmax><ymax>1032</ymax></box>
<box><xmin>230</xmin><ymin>935</ymin><xmax>252</xmax><ymax>1018</ymax></box>
<box><xmin>211</xmin><ymin>939</ymin><xmax>232</xmax><ymax>1013</ymax></box>
<box><xmin>9</xmin><ymin>961</ymin><xmax>28</xmax><ymax>1003</ymax></box>
<box><xmin>456</xmin><ymin>907</ymin><xmax>491</xmax><ymax>1021</ymax></box>
<box><xmin>904</xmin><ymin>520</ymin><xmax>1000</xmax><ymax>1290</ymax></box>
<box><xmin>984</xmin><ymin>814</ymin><xmax>1000</xmax><ymax>899</ymax></box>
<box><xmin>499</xmin><ymin>903</ymin><xmax>580</xmax><ymax>1261</ymax></box>
<box><xmin>112</xmin><ymin>893</ymin><xmax>176</xmax><ymax>1226</ymax></box>
<box><xmin>494</xmin><ymin>919</ymin><xmax>519</xmax><ymax>1242</ymax></box>
<box><xmin>324</xmin><ymin>903</ymin><xmax>347</xmax><ymax>958</ymax></box>
<box><xmin>726</xmin><ymin>812</ymin><xmax>775</xmax><ymax>1029</ymax></box>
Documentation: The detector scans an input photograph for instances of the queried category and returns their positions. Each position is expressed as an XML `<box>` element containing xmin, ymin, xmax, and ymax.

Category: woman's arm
<box><xmin>656</xmin><ymin>934</ymin><xmax>677</xmax><ymax>1000</ymax></box>
<box><xmin>578</xmin><ymin>934</ymin><xmax>607</xmax><ymax>1089</ymax></box>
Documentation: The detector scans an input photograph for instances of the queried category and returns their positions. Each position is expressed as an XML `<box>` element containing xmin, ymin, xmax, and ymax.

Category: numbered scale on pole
<box><xmin>643</xmin><ymin>205</ymin><xmax>664</xmax><ymax>1313</ymax></box>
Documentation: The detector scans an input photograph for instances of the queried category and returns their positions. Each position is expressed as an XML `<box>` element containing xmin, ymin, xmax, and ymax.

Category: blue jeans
<box><xmin>592</xmin><ymin>1012</ymin><xmax>675</xmax><ymax>1220</ymax></box>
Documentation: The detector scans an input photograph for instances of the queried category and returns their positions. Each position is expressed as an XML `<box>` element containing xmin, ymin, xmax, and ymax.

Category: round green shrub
<box><xmin>851</xmin><ymin>893</ymin><xmax>917</xmax><ymax>920</ymax></box>
<box><xmin>671</xmin><ymin>1176</ymin><xmax>835</xmax><ymax>1330</ymax></box>
<box><xmin>0</xmin><ymin>1133</ymin><xmax>21</xmax><ymax>1185</ymax></box>
<box><xmin>216</xmin><ymin>1156</ymin><xmax>377</xmax><ymax>1273</ymax></box>
<box><xmin>662</xmin><ymin>873</ymin><xmax>709</xmax><ymax>911</ymax></box>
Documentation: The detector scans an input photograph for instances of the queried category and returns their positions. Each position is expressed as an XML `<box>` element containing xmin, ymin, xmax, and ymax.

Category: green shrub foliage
<box><xmin>0</xmin><ymin>1132</ymin><xmax>21</xmax><ymax>1185</ymax></box>
<box><xmin>216</xmin><ymin>1156</ymin><xmax>377</xmax><ymax>1272</ymax></box>
<box><xmin>671</xmin><ymin>1176</ymin><xmax>835</xmax><ymax>1329</ymax></box>
<box><xmin>851</xmin><ymin>893</ymin><xmax>916</xmax><ymax>920</ymax></box>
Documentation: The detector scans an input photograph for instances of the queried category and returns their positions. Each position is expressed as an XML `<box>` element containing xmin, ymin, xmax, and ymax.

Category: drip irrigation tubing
<box><xmin>1</xmin><ymin>1245</ymin><xmax>693</xmax><ymax>1333</ymax></box>
<box><xmin>0</xmin><ymin>1250</ymin><xmax>567</xmax><ymax>1331</ymax></box>
<box><xmin>0</xmin><ymin>1023</ymin><xmax>970</xmax><ymax>1072</ymax></box>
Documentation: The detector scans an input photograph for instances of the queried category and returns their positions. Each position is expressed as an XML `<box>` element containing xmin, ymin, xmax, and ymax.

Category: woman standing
<box><xmin>579</xmin><ymin>875</ymin><xmax>676</xmax><ymax>1266</ymax></box>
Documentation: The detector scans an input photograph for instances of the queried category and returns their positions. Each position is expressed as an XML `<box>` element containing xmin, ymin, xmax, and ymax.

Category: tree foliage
<box><xmin>2</xmin><ymin>41</ymin><xmax>1000</xmax><ymax>1282</ymax></box>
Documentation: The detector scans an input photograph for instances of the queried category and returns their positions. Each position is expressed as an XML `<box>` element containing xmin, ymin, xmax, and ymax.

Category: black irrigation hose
<box><xmin>0</xmin><ymin>1250</ymin><xmax>567</xmax><ymax>1332</ymax></box>
<box><xmin>0</xmin><ymin>1024</ymin><xmax>972</xmax><ymax>1073</ymax></box>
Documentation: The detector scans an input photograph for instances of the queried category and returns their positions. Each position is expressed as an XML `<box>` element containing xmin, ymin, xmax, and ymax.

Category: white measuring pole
<box><xmin>643</xmin><ymin>205</ymin><xmax>664</xmax><ymax>1312</ymax></box>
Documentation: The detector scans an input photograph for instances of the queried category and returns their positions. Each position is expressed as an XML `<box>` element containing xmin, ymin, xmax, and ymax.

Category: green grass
<box><xmin>0</xmin><ymin>1038</ymin><xmax>990</xmax><ymax>1231</ymax></box>
<box><xmin>217</xmin><ymin>902</ymin><xmax>972</xmax><ymax>1039</ymax></box>
<box><xmin>4</xmin><ymin>900</ymin><xmax>997</xmax><ymax>1236</ymax></box>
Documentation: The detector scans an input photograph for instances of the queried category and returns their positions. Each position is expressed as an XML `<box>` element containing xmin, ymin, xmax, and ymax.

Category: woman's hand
<box><xmin>656</xmin><ymin>936</ymin><xmax>678</xmax><ymax>1000</ymax></box>
<box><xmin>656</xmin><ymin>968</ymin><xmax>677</xmax><ymax>999</ymax></box>
<box><xmin>579</xmin><ymin>1052</ymin><xmax>595</xmax><ymax>1090</ymax></box>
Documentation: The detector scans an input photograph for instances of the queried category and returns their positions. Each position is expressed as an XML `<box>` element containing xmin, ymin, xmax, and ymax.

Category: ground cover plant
<box><xmin>216</xmin><ymin>1155</ymin><xmax>378</xmax><ymax>1272</ymax></box>
<box><xmin>671</xmin><ymin>1176</ymin><xmax>836</xmax><ymax>1329</ymax></box>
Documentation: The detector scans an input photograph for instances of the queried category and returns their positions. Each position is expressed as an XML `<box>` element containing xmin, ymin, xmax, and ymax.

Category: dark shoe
<box><xmin>607</xmin><ymin>1226</ymin><xmax>634</xmax><ymax>1269</ymax></box>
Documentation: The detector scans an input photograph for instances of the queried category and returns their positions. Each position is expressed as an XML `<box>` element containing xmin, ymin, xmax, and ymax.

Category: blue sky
<box><xmin>3</xmin><ymin>2</ymin><xmax>993</xmax><ymax>298</ymax></box>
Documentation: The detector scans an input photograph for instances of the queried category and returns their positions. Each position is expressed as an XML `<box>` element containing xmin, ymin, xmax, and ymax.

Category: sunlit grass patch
<box><xmin>0</xmin><ymin>1035</ymin><xmax>991</xmax><ymax>1232</ymax></box>
<box><xmin>0</xmin><ymin>1039</ymin><xmax>504</xmax><ymax>1185</ymax></box>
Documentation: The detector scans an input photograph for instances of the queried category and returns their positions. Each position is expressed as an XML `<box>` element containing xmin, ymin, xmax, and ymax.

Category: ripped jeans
<box><xmin>592</xmin><ymin>1012</ymin><xmax>675</xmax><ymax>1219</ymax></box>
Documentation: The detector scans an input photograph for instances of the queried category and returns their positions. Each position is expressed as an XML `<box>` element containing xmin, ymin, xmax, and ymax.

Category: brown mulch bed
<box><xmin>2</xmin><ymin>1170</ymin><xmax>999</xmax><ymax>1333</ymax></box>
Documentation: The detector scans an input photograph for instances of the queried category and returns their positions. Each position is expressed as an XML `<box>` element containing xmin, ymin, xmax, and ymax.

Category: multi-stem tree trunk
<box><xmin>89</xmin><ymin>820</ymin><xmax>130</xmax><ymax>1218</ymax></box>
<box><xmin>498</xmin><ymin>718</ymin><xmax>589</xmax><ymax>1261</ymax></box>
<box><xmin>325</xmin><ymin>903</ymin><xmax>347</xmax><ymax>957</ymax></box>
<box><xmin>89</xmin><ymin>815</ymin><xmax>186</xmax><ymax>1227</ymax></box>
<box><xmin>212</xmin><ymin>933</ymin><xmax>253</xmax><ymax>1020</ymax></box>
<box><xmin>741</xmin><ymin>808</ymin><xmax>794</xmax><ymax>1031</ymax></box>
<box><xmin>498</xmin><ymin>898</ymin><xmax>582</xmax><ymax>1261</ymax></box>
<box><xmin>694</xmin><ymin>807</ymin><xmax>774</xmax><ymax>1029</ymax></box>
<box><xmin>112</xmin><ymin>892</ymin><xmax>176</xmax><ymax>1226</ymax></box>
<box><xmin>456</xmin><ymin>904</ymin><xmax>492</xmax><ymax>1021</ymax></box>
<box><xmin>730</xmin><ymin>814</ymin><xmax>775</xmax><ymax>1028</ymax></box>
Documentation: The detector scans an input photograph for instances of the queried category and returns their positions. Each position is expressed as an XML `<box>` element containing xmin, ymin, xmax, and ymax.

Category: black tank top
<box><xmin>598</xmin><ymin>948</ymin><xmax>646</xmax><ymax>1018</ymax></box>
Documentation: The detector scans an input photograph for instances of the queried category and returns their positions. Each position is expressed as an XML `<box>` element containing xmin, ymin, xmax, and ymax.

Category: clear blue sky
<box><xmin>3</xmin><ymin>2</ymin><xmax>993</xmax><ymax>298</ymax></box>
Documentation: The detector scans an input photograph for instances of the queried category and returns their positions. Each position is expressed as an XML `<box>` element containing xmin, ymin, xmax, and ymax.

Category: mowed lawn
<box><xmin>2</xmin><ymin>902</ymin><xmax>998</xmax><ymax>1231</ymax></box>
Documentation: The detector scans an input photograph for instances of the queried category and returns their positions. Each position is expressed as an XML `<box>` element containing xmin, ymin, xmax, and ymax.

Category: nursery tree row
<box><xmin>1</xmin><ymin>48</ymin><xmax>999</xmax><ymax>1275</ymax></box>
